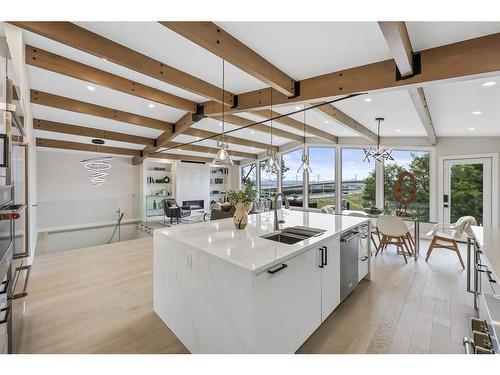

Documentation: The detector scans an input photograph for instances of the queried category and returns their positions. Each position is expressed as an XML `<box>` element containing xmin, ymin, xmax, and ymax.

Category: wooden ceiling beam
<box><xmin>30</xmin><ymin>90</ymin><xmax>172</xmax><ymax>131</ymax></box>
<box><xmin>161</xmin><ymin>22</ymin><xmax>296</xmax><ymax>97</ymax></box>
<box><xmin>133</xmin><ymin>112</ymin><xmax>200</xmax><ymax>165</ymax></box>
<box><xmin>313</xmin><ymin>103</ymin><xmax>378</xmax><ymax>142</ymax></box>
<box><xmin>10</xmin><ymin>22</ymin><xmax>234</xmax><ymax>106</ymax></box>
<box><xmin>33</xmin><ymin>118</ymin><xmax>155</xmax><ymax>146</ymax></box>
<box><xmin>407</xmin><ymin>87</ymin><xmax>437</xmax><ymax>145</ymax></box>
<box><xmin>36</xmin><ymin>137</ymin><xmax>227</xmax><ymax>164</ymax></box>
<box><xmin>26</xmin><ymin>45</ymin><xmax>197</xmax><ymax>113</ymax></box>
<box><xmin>36</xmin><ymin>137</ymin><xmax>141</xmax><ymax>157</ymax></box>
<box><xmin>378</xmin><ymin>21</ymin><xmax>414</xmax><ymax>77</ymax></box>
<box><xmin>150</xmin><ymin>152</ymin><xmax>239</xmax><ymax>165</ymax></box>
<box><xmin>183</xmin><ymin>127</ymin><xmax>276</xmax><ymax>151</ymax></box>
<box><xmin>212</xmin><ymin>114</ymin><xmax>303</xmax><ymax>142</ymax></box>
<box><xmin>164</xmin><ymin>142</ymin><xmax>257</xmax><ymax>159</ymax></box>
<box><xmin>202</xmin><ymin>32</ymin><xmax>500</xmax><ymax>115</ymax></box>
<box><xmin>251</xmin><ymin>109</ymin><xmax>338</xmax><ymax>143</ymax></box>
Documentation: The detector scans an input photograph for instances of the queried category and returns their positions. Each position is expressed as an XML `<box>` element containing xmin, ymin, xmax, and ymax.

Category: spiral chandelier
<box><xmin>81</xmin><ymin>156</ymin><xmax>114</xmax><ymax>186</ymax></box>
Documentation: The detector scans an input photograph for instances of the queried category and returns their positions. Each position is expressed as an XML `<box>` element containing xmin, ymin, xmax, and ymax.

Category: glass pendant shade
<box><xmin>264</xmin><ymin>149</ymin><xmax>279</xmax><ymax>174</ymax></box>
<box><xmin>297</xmin><ymin>150</ymin><xmax>312</xmax><ymax>174</ymax></box>
<box><xmin>212</xmin><ymin>137</ymin><xmax>234</xmax><ymax>166</ymax></box>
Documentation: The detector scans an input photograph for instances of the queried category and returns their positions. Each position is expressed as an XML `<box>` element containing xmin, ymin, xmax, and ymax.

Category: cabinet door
<box><xmin>254</xmin><ymin>258</ymin><xmax>297</xmax><ymax>353</ymax></box>
<box><xmin>321</xmin><ymin>237</ymin><xmax>341</xmax><ymax>321</ymax></box>
<box><xmin>293</xmin><ymin>248</ymin><xmax>322</xmax><ymax>347</ymax></box>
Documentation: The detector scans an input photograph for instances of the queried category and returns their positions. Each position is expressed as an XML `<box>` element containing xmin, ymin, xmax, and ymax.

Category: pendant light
<box><xmin>297</xmin><ymin>106</ymin><xmax>312</xmax><ymax>175</ymax></box>
<box><xmin>264</xmin><ymin>89</ymin><xmax>280</xmax><ymax>174</ymax></box>
<box><xmin>212</xmin><ymin>60</ymin><xmax>234</xmax><ymax>166</ymax></box>
<box><xmin>362</xmin><ymin>117</ymin><xmax>394</xmax><ymax>163</ymax></box>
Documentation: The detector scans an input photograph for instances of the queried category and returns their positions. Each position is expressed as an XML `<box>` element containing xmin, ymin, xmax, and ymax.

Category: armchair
<box><xmin>163</xmin><ymin>198</ymin><xmax>191</xmax><ymax>225</ymax></box>
<box><xmin>425</xmin><ymin>216</ymin><xmax>477</xmax><ymax>268</ymax></box>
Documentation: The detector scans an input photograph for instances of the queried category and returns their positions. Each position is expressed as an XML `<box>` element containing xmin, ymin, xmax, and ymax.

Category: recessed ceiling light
<box><xmin>396</xmin><ymin>129</ymin><xmax>401</xmax><ymax>132</ymax></box>
<box><xmin>294</xmin><ymin>106</ymin><xmax>302</xmax><ymax>110</ymax></box>
<box><xmin>482</xmin><ymin>81</ymin><xmax>497</xmax><ymax>87</ymax></box>
<box><xmin>363</xmin><ymin>97</ymin><xmax>373</xmax><ymax>102</ymax></box>
<box><xmin>274</xmin><ymin>137</ymin><xmax>278</xmax><ymax>141</ymax></box>
<box><xmin>250</xmin><ymin>131</ymin><xmax>255</xmax><ymax>135</ymax></box>
<box><xmin>218</xmin><ymin>122</ymin><xmax>223</xmax><ymax>126</ymax></box>
<box><xmin>324</xmin><ymin>120</ymin><xmax>329</xmax><ymax>124</ymax></box>
<box><xmin>251</xmin><ymin>147</ymin><xmax>255</xmax><ymax>150</ymax></box>
<box><xmin>87</xmin><ymin>85</ymin><xmax>95</xmax><ymax>91</ymax></box>
<box><xmin>148</xmin><ymin>103</ymin><xmax>155</xmax><ymax>109</ymax></box>
<box><xmin>343</xmin><ymin>130</ymin><xmax>348</xmax><ymax>134</ymax></box>
<box><xmin>102</xmin><ymin>58</ymin><xmax>108</xmax><ymax>62</ymax></box>
<box><xmin>467</xmin><ymin>127</ymin><xmax>476</xmax><ymax>131</ymax></box>
<box><xmin>472</xmin><ymin>111</ymin><xmax>482</xmax><ymax>115</ymax></box>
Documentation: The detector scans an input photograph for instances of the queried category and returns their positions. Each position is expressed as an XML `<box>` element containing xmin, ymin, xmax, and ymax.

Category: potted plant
<box><xmin>227</xmin><ymin>183</ymin><xmax>255</xmax><ymax>229</ymax></box>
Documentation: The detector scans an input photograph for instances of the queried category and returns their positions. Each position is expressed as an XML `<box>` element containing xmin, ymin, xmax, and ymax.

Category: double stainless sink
<box><xmin>260</xmin><ymin>226</ymin><xmax>326</xmax><ymax>244</ymax></box>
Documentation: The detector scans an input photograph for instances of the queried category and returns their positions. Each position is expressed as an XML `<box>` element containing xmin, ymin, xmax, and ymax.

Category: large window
<box><xmin>308</xmin><ymin>147</ymin><xmax>335</xmax><ymax>209</ymax></box>
<box><xmin>341</xmin><ymin>148</ymin><xmax>376</xmax><ymax>212</ymax></box>
<box><xmin>281</xmin><ymin>148</ymin><xmax>304</xmax><ymax>207</ymax></box>
<box><xmin>241</xmin><ymin>163</ymin><xmax>256</xmax><ymax>190</ymax></box>
<box><xmin>384</xmin><ymin>150</ymin><xmax>430</xmax><ymax>221</ymax></box>
<box><xmin>259</xmin><ymin>161</ymin><xmax>278</xmax><ymax>198</ymax></box>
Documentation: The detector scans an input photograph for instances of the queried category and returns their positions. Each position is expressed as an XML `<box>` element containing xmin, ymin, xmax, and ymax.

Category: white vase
<box><xmin>233</xmin><ymin>202</ymin><xmax>253</xmax><ymax>229</ymax></box>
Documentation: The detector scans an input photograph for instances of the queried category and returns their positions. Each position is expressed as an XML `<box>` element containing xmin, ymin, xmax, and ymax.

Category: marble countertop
<box><xmin>471</xmin><ymin>226</ymin><xmax>500</xmax><ymax>281</ymax></box>
<box><xmin>154</xmin><ymin>210</ymin><xmax>368</xmax><ymax>273</ymax></box>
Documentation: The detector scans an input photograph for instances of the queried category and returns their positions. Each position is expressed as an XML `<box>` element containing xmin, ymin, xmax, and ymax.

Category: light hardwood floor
<box><xmin>17</xmin><ymin>236</ymin><xmax>475</xmax><ymax>354</ymax></box>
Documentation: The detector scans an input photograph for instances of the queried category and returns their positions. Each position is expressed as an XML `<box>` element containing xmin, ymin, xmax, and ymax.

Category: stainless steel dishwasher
<box><xmin>340</xmin><ymin>230</ymin><xmax>360</xmax><ymax>302</ymax></box>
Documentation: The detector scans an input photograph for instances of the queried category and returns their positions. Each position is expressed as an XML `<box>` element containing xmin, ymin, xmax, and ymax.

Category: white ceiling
<box><xmin>7</xmin><ymin>21</ymin><xmax>500</xmax><ymax>160</ymax></box>
<box><xmin>217</xmin><ymin>22</ymin><xmax>393</xmax><ymax>80</ymax></box>
<box><xmin>332</xmin><ymin>90</ymin><xmax>427</xmax><ymax>137</ymax></box>
<box><xmin>75</xmin><ymin>22</ymin><xmax>267</xmax><ymax>95</ymax></box>
<box><xmin>407</xmin><ymin>22</ymin><xmax>500</xmax><ymax>51</ymax></box>
<box><xmin>425</xmin><ymin>75</ymin><xmax>500</xmax><ymax>136</ymax></box>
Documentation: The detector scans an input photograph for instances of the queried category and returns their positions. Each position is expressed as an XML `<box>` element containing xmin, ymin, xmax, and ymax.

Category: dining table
<box><xmin>341</xmin><ymin>210</ymin><xmax>421</xmax><ymax>260</ymax></box>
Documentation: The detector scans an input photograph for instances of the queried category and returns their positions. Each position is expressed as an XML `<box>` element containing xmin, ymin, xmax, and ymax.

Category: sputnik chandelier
<box><xmin>81</xmin><ymin>156</ymin><xmax>114</xmax><ymax>186</ymax></box>
<box><xmin>362</xmin><ymin>117</ymin><xmax>394</xmax><ymax>163</ymax></box>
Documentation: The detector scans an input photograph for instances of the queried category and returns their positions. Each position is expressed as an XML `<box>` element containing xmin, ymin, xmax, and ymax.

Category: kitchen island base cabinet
<box><xmin>153</xmin><ymin>211</ymin><xmax>370</xmax><ymax>353</ymax></box>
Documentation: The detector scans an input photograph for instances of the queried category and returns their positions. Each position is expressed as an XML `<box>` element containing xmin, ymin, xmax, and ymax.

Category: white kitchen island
<box><xmin>153</xmin><ymin>210</ymin><xmax>371</xmax><ymax>353</ymax></box>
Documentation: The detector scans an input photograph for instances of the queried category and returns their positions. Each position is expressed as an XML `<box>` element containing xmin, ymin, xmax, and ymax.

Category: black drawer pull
<box><xmin>360</xmin><ymin>255</ymin><xmax>368</xmax><ymax>261</ymax></box>
<box><xmin>267</xmin><ymin>264</ymin><xmax>288</xmax><ymax>275</ymax></box>
<box><xmin>0</xmin><ymin>279</ymin><xmax>8</xmax><ymax>295</ymax></box>
<box><xmin>323</xmin><ymin>246</ymin><xmax>328</xmax><ymax>266</ymax></box>
<box><xmin>319</xmin><ymin>247</ymin><xmax>324</xmax><ymax>268</ymax></box>
<box><xmin>0</xmin><ymin>306</ymin><xmax>10</xmax><ymax>324</ymax></box>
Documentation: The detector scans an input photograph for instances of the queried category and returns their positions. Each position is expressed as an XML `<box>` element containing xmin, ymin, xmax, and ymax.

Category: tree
<box><xmin>450</xmin><ymin>164</ymin><xmax>483</xmax><ymax>224</ymax></box>
<box><xmin>361</xmin><ymin>153</ymin><xmax>430</xmax><ymax>221</ymax></box>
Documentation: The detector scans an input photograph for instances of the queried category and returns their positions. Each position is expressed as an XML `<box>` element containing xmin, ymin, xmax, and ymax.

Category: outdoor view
<box><xmin>259</xmin><ymin>160</ymin><xmax>278</xmax><ymax>198</ymax></box>
<box><xmin>382</xmin><ymin>150</ymin><xmax>430</xmax><ymax>221</ymax></box>
<box><xmin>282</xmin><ymin>148</ymin><xmax>304</xmax><ymax>207</ymax></box>
<box><xmin>241</xmin><ymin>163</ymin><xmax>256</xmax><ymax>190</ymax></box>
<box><xmin>241</xmin><ymin>148</ymin><xmax>431</xmax><ymax>222</ymax></box>
<box><xmin>341</xmin><ymin>148</ymin><xmax>376</xmax><ymax>211</ymax></box>
<box><xmin>450</xmin><ymin>163</ymin><xmax>484</xmax><ymax>225</ymax></box>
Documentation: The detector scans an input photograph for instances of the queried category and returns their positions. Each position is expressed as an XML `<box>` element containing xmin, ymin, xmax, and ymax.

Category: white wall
<box><xmin>37</xmin><ymin>149</ymin><xmax>140</xmax><ymax>230</ymax></box>
<box><xmin>175</xmin><ymin>161</ymin><xmax>210</xmax><ymax>209</ymax></box>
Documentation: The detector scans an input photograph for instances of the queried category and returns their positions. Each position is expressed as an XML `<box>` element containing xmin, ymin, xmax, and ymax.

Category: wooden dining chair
<box><xmin>376</xmin><ymin>215</ymin><xmax>413</xmax><ymax>263</ymax></box>
<box><xmin>425</xmin><ymin>216</ymin><xmax>477</xmax><ymax>269</ymax></box>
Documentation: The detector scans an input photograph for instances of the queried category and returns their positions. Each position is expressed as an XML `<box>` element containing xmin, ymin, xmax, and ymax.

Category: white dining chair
<box><xmin>376</xmin><ymin>215</ymin><xmax>413</xmax><ymax>263</ymax></box>
<box><xmin>425</xmin><ymin>216</ymin><xmax>477</xmax><ymax>268</ymax></box>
